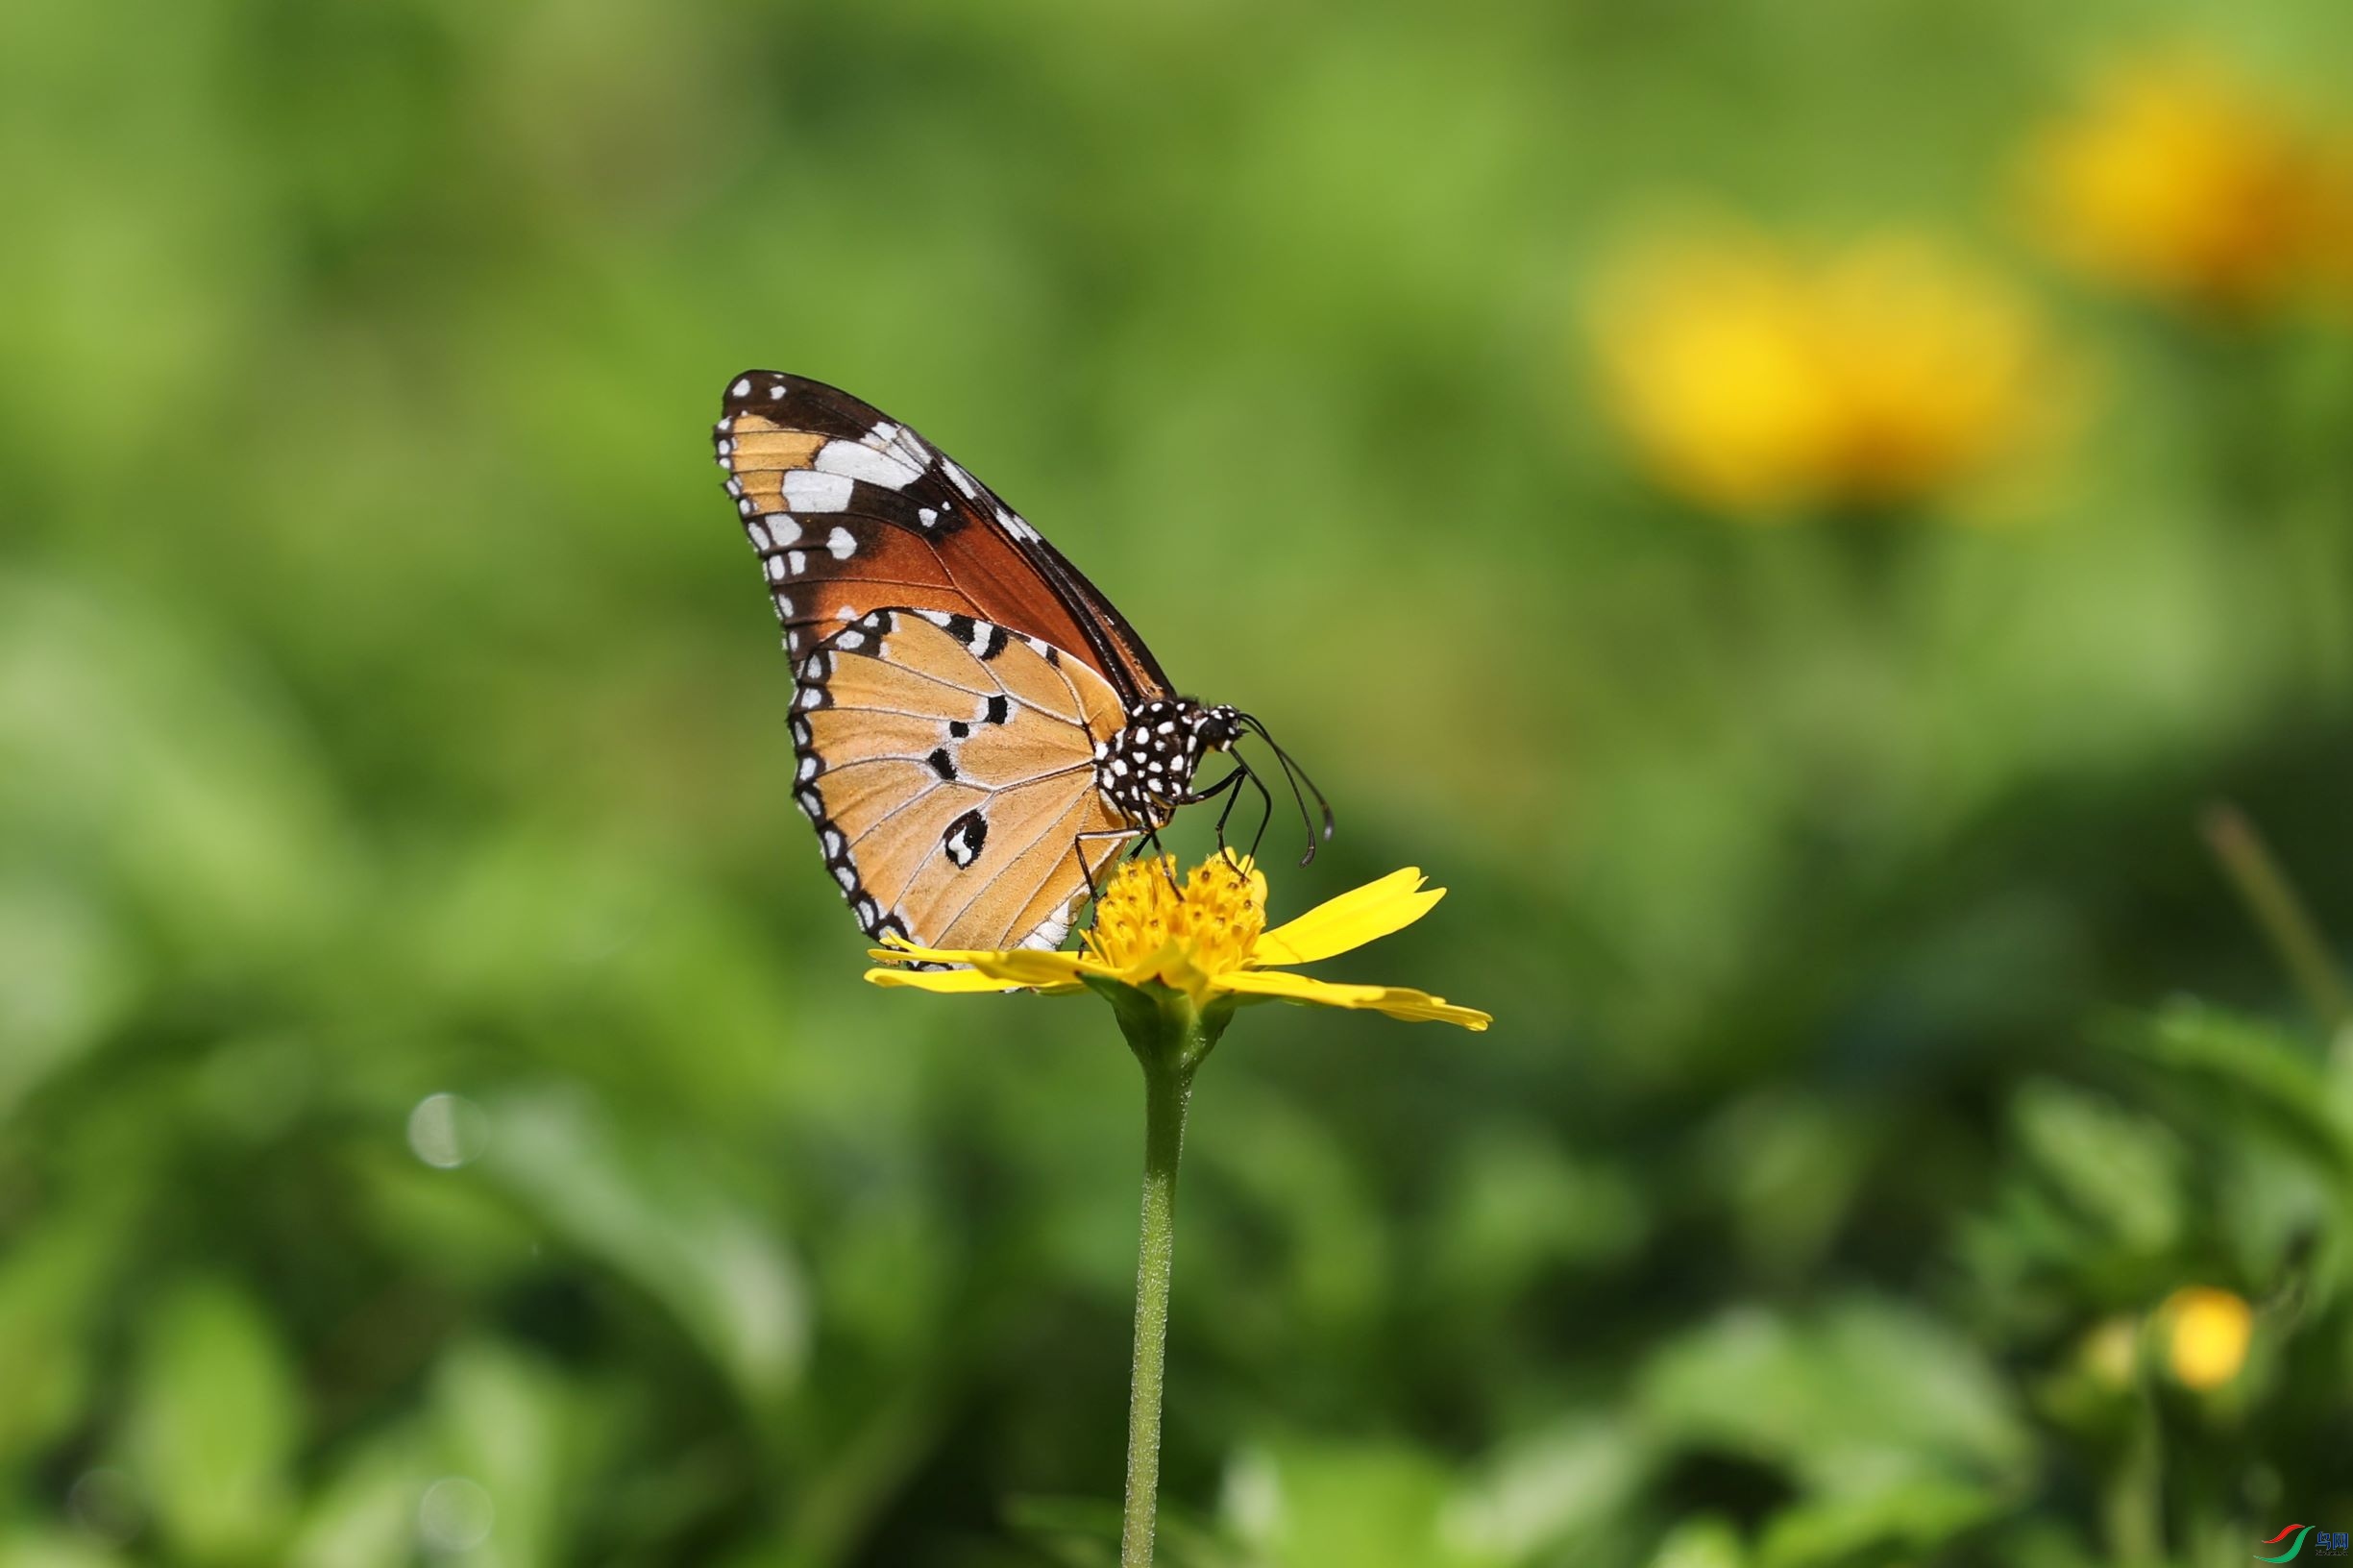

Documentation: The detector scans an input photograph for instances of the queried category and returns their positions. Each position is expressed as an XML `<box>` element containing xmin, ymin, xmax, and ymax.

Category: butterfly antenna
<box><xmin>1203</xmin><ymin>763</ymin><xmax>1270</xmax><ymax>865</ymax></box>
<box><xmin>1238</xmin><ymin>715</ymin><xmax>1336</xmax><ymax>866</ymax></box>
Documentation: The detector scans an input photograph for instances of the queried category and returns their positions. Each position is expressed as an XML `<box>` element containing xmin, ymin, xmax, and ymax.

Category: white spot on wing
<box><xmin>729</xmin><ymin>377</ymin><xmax>750</xmax><ymax>398</ymax></box>
<box><xmin>1021</xmin><ymin>912</ymin><xmax>1071</xmax><ymax>951</ymax></box>
<box><xmin>942</xmin><ymin>459</ymin><xmax>980</xmax><ymax>499</ymax></box>
<box><xmin>814</xmin><ymin>439</ymin><xmax>922</xmax><ymax>489</ymax></box>
<box><xmin>826</xmin><ymin>526</ymin><xmax>855</xmax><ymax>559</ymax></box>
<box><xmin>782</xmin><ymin>470</ymin><xmax>854</xmax><ymax>512</ymax></box>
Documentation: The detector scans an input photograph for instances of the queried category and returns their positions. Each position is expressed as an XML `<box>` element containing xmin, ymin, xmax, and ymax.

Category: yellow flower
<box><xmin>2026</xmin><ymin>52</ymin><xmax>2353</xmax><ymax>312</ymax></box>
<box><xmin>1589</xmin><ymin>227</ymin><xmax>2064</xmax><ymax>518</ymax></box>
<box><xmin>2163</xmin><ymin>1286</ymin><xmax>2252</xmax><ymax>1389</ymax></box>
<box><xmin>866</xmin><ymin>852</ymin><xmax>1491</xmax><ymax>1031</ymax></box>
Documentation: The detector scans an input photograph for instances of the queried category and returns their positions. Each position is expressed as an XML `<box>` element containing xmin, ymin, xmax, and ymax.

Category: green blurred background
<box><xmin>9</xmin><ymin>0</ymin><xmax>2353</xmax><ymax>1563</ymax></box>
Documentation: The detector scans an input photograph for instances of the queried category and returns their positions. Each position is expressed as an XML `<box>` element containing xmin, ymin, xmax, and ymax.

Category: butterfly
<box><xmin>713</xmin><ymin>371</ymin><xmax>1330</xmax><ymax>953</ymax></box>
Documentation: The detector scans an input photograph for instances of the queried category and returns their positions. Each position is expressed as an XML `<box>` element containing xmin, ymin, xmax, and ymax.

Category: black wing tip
<box><xmin>721</xmin><ymin>368</ymin><xmax>790</xmax><ymax>408</ymax></box>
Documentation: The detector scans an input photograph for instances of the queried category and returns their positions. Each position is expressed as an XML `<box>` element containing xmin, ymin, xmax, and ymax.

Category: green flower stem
<box><xmin>1119</xmin><ymin>1040</ymin><xmax>1189</xmax><ymax>1568</ymax></box>
<box><xmin>1090</xmin><ymin>978</ymin><xmax>1231</xmax><ymax>1568</ymax></box>
<box><xmin>2202</xmin><ymin>802</ymin><xmax>2352</xmax><ymax>1037</ymax></box>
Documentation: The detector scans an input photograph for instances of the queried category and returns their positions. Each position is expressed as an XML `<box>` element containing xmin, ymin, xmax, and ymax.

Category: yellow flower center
<box><xmin>1082</xmin><ymin>852</ymin><xmax>1265</xmax><ymax>980</ymax></box>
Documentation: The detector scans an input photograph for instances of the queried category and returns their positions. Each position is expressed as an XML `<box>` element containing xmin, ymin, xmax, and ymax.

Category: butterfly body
<box><xmin>714</xmin><ymin>371</ymin><xmax>1320</xmax><ymax>953</ymax></box>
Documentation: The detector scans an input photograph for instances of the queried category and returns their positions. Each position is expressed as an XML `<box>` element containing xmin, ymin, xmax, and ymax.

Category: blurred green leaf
<box><xmin>1755</xmin><ymin>1476</ymin><xmax>2004</xmax><ymax>1568</ymax></box>
<box><xmin>1443</xmin><ymin>1415</ymin><xmax>1650</xmax><ymax>1563</ymax></box>
<box><xmin>1219</xmin><ymin>1441</ymin><xmax>1481</xmax><ymax>1568</ymax></box>
<box><xmin>1648</xmin><ymin>1517</ymin><xmax>1748</xmax><ymax>1568</ymax></box>
<box><xmin>0</xmin><ymin>1531</ymin><xmax>126</xmax><ymax>1568</ymax></box>
<box><xmin>427</xmin><ymin>1340</ymin><xmax>576</xmax><ymax>1568</ymax></box>
<box><xmin>478</xmin><ymin>1087</ymin><xmax>807</xmax><ymax>1407</ymax></box>
<box><xmin>0</xmin><ymin>880</ymin><xmax>132</xmax><ymax>1117</ymax></box>
<box><xmin>2012</xmin><ymin>1079</ymin><xmax>2185</xmax><ymax>1254</ymax></box>
<box><xmin>1638</xmin><ymin>1298</ymin><xmax>2030</xmax><ymax>1495</ymax></box>
<box><xmin>121</xmin><ymin>1277</ymin><xmax>301</xmax><ymax>1564</ymax></box>
<box><xmin>1428</xmin><ymin>1131</ymin><xmax>1649</xmax><ymax>1303</ymax></box>
<box><xmin>288</xmin><ymin>1426</ymin><xmax>430</xmax><ymax>1568</ymax></box>
<box><xmin>0</xmin><ymin>1206</ymin><xmax>120</xmax><ymax>1470</ymax></box>
<box><xmin>0</xmin><ymin>579</ymin><xmax>356</xmax><ymax>961</ymax></box>
<box><xmin>2121</xmin><ymin>1001</ymin><xmax>2353</xmax><ymax>1180</ymax></box>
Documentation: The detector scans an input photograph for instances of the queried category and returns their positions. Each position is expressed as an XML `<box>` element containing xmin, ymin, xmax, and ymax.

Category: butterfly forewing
<box><xmin>791</xmin><ymin>609</ymin><xmax>1135</xmax><ymax>951</ymax></box>
<box><xmin>716</xmin><ymin>371</ymin><xmax>1173</xmax><ymax>703</ymax></box>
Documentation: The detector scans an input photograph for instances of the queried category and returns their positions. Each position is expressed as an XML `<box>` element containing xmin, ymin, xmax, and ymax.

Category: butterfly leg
<box><xmin>1137</xmin><ymin>827</ymin><xmax>1183</xmax><ymax>891</ymax></box>
<box><xmin>1067</xmin><ymin>826</ymin><xmax>1144</xmax><ymax>909</ymax></box>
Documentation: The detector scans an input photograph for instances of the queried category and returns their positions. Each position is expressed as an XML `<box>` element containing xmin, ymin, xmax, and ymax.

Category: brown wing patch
<box><xmin>786</xmin><ymin>609</ymin><xmax>1139</xmax><ymax>950</ymax></box>
<box><xmin>714</xmin><ymin>369</ymin><xmax>1176</xmax><ymax>700</ymax></box>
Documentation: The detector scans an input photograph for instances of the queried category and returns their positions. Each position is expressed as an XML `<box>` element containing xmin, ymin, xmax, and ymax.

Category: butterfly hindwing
<box><xmin>716</xmin><ymin>370</ymin><xmax>1173</xmax><ymax>703</ymax></box>
<box><xmin>790</xmin><ymin>609</ymin><xmax>1135</xmax><ymax>951</ymax></box>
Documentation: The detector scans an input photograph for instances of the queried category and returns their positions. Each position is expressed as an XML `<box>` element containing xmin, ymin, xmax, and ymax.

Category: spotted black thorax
<box><xmin>1094</xmin><ymin>699</ymin><xmax>1240</xmax><ymax>827</ymax></box>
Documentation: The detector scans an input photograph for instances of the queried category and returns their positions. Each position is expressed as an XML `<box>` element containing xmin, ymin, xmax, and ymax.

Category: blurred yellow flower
<box><xmin>867</xmin><ymin>851</ymin><xmax>1490</xmax><ymax>1029</ymax></box>
<box><xmin>2027</xmin><ymin>53</ymin><xmax>2353</xmax><ymax>311</ymax></box>
<box><xmin>2163</xmin><ymin>1286</ymin><xmax>2252</xmax><ymax>1389</ymax></box>
<box><xmin>1589</xmin><ymin>229</ymin><xmax>2063</xmax><ymax>518</ymax></box>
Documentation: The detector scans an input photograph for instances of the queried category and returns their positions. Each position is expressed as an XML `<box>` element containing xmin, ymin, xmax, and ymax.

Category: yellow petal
<box><xmin>864</xmin><ymin>966</ymin><xmax>1030</xmax><ymax>993</ymax></box>
<box><xmin>966</xmin><ymin>950</ymin><xmax>1099</xmax><ymax>989</ymax></box>
<box><xmin>1218</xmin><ymin>968</ymin><xmax>1491</xmax><ymax>1030</ymax></box>
<box><xmin>867</xmin><ymin>943</ymin><xmax>1095</xmax><ymax>987</ymax></box>
<box><xmin>868</xmin><ymin>939</ymin><xmax>1000</xmax><ymax>967</ymax></box>
<box><xmin>1254</xmin><ymin>869</ymin><xmax>1445</xmax><ymax>965</ymax></box>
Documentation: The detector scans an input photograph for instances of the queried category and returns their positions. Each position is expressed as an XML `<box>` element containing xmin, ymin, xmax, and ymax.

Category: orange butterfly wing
<box><xmin>715</xmin><ymin>371</ymin><xmax>1173</xmax><ymax>704</ymax></box>
<box><xmin>790</xmin><ymin>609</ymin><xmax>1137</xmax><ymax>950</ymax></box>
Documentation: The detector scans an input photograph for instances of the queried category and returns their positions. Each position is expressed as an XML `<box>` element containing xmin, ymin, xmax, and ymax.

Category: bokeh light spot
<box><xmin>407</xmin><ymin>1092</ymin><xmax>489</xmax><ymax>1169</ymax></box>
<box><xmin>418</xmin><ymin>1476</ymin><xmax>496</xmax><ymax>1553</ymax></box>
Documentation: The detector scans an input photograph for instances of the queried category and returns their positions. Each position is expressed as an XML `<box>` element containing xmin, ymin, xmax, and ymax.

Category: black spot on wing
<box><xmin>944</xmin><ymin>808</ymin><xmax>988</xmax><ymax>869</ymax></box>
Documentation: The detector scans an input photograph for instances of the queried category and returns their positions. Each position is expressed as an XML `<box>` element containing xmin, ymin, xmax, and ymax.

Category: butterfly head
<box><xmin>1097</xmin><ymin>699</ymin><xmax>1336</xmax><ymax>869</ymax></box>
<box><xmin>1097</xmin><ymin>698</ymin><xmax>1236</xmax><ymax>829</ymax></box>
<box><xmin>1193</xmin><ymin>703</ymin><xmax>1243</xmax><ymax>753</ymax></box>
